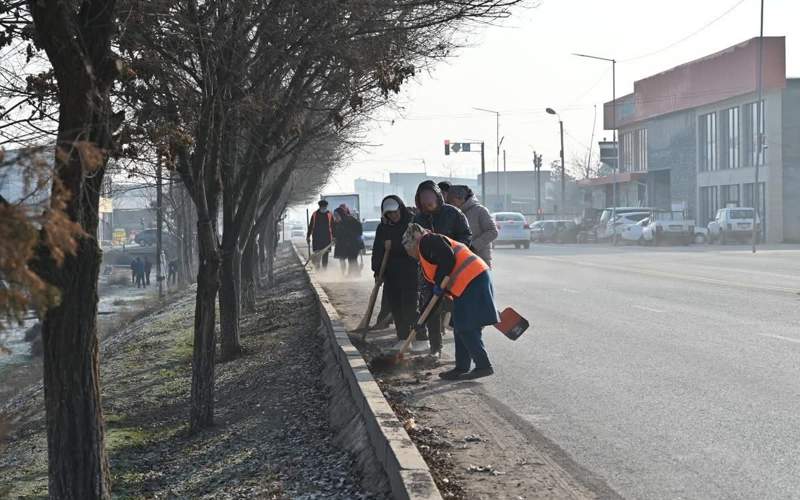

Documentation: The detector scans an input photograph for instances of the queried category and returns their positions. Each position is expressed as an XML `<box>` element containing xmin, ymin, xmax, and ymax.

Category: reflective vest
<box><xmin>419</xmin><ymin>234</ymin><xmax>488</xmax><ymax>298</ymax></box>
<box><xmin>311</xmin><ymin>210</ymin><xmax>334</xmax><ymax>240</ymax></box>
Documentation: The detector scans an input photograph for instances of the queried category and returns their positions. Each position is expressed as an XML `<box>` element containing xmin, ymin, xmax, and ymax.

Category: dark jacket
<box><xmin>413</xmin><ymin>180</ymin><xmax>471</xmax><ymax>246</ymax></box>
<box><xmin>333</xmin><ymin>210</ymin><xmax>362</xmax><ymax>259</ymax></box>
<box><xmin>307</xmin><ymin>209</ymin><xmax>334</xmax><ymax>250</ymax></box>
<box><xmin>371</xmin><ymin>195</ymin><xmax>418</xmax><ymax>288</ymax></box>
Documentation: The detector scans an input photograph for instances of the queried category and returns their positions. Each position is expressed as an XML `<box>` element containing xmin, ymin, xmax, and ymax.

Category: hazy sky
<box><xmin>324</xmin><ymin>0</ymin><xmax>799</xmax><ymax>197</ymax></box>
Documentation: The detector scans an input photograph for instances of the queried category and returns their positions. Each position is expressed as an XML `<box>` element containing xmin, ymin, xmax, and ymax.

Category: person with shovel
<box><xmin>307</xmin><ymin>199</ymin><xmax>334</xmax><ymax>269</ymax></box>
<box><xmin>371</xmin><ymin>196</ymin><xmax>422</xmax><ymax>352</ymax></box>
<box><xmin>403</xmin><ymin>223</ymin><xmax>498</xmax><ymax>380</ymax></box>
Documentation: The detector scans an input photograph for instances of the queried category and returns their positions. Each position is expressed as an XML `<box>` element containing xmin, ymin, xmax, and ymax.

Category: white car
<box><xmin>492</xmin><ymin>212</ymin><xmax>530</xmax><ymax>249</ymax></box>
<box><xmin>608</xmin><ymin>212</ymin><xmax>650</xmax><ymax>244</ymax></box>
<box><xmin>361</xmin><ymin>219</ymin><xmax>380</xmax><ymax>252</ymax></box>
<box><xmin>619</xmin><ymin>217</ymin><xmax>651</xmax><ymax>244</ymax></box>
<box><xmin>707</xmin><ymin>207</ymin><xmax>760</xmax><ymax>244</ymax></box>
<box><xmin>642</xmin><ymin>210</ymin><xmax>695</xmax><ymax>245</ymax></box>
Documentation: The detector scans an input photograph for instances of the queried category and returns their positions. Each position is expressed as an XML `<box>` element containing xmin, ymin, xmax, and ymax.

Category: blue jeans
<box><xmin>454</xmin><ymin>326</ymin><xmax>491</xmax><ymax>371</ymax></box>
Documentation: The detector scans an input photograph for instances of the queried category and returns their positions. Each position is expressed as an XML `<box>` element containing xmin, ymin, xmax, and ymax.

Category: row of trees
<box><xmin>0</xmin><ymin>0</ymin><xmax>522</xmax><ymax>497</ymax></box>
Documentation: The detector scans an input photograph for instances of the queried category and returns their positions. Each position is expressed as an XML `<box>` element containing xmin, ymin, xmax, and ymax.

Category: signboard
<box><xmin>99</xmin><ymin>197</ymin><xmax>113</xmax><ymax>213</ymax></box>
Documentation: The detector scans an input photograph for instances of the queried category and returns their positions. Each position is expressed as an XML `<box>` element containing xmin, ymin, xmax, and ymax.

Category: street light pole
<box><xmin>546</xmin><ymin>107</ymin><xmax>566</xmax><ymax>215</ymax></box>
<box><xmin>752</xmin><ymin>0</ymin><xmax>765</xmax><ymax>253</ymax></box>
<box><xmin>481</xmin><ymin>141</ymin><xmax>486</xmax><ymax>203</ymax></box>
<box><xmin>474</xmin><ymin>107</ymin><xmax>500</xmax><ymax>210</ymax></box>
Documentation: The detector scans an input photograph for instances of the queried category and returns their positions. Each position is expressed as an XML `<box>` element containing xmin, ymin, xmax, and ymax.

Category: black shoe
<box><xmin>438</xmin><ymin>368</ymin><xmax>467</xmax><ymax>380</ymax></box>
<box><xmin>460</xmin><ymin>367</ymin><xmax>494</xmax><ymax>380</ymax></box>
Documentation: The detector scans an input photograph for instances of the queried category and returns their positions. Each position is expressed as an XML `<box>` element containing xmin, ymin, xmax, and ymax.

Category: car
<box><xmin>134</xmin><ymin>228</ymin><xmax>158</xmax><ymax>246</ymax></box>
<box><xmin>597</xmin><ymin>207</ymin><xmax>654</xmax><ymax>240</ymax></box>
<box><xmin>554</xmin><ymin>220</ymin><xmax>579</xmax><ymax>243</ymax></box>
<box><xmin>642</xmin><ymin>210</ymin><xmax>695</xmax><ymax>245</ymax></box>
<box><xmin>491</xmin><ymin>212</ymin><xmax>530</xmax><ymax>249</ymax></box>
<box><xmin>619</xmin><ymin>217</ymin><xmax>650</xmax><ymax>244</ymax></box>
<box><xmin>605</xmin><ymin>212</ymin><xmax>650</xmax><ymax>244</ymax></box>
<box><xmin>707</xmin><ymin>207</ymin><xmax>760</xmax><ymax>244</ymax></box>
<box><xmin>361</xmin><ymin>218</ymin><xmax>380</xmax><ymax>252</ymax></box>
<box><xmin>530</xmin><ymin>220</ymin><xmax>552</xmax><ymax>242</ymax></box>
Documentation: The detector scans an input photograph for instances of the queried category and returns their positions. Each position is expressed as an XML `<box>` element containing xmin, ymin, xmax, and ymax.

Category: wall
<box><xmin>782</xmin><ymin>80</ymin><xmax>800</xmax><ymax>242</ymax></box>
<box><xmin>643</xmin><ymin>109</ymin><xmax>697</xmax><ymax>216</ymax></box>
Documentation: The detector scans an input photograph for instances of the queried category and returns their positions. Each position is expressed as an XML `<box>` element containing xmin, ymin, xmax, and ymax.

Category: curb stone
<box><xmin>296</xmin><ymin>246</ymin><xmax>443</xmax><ymax>500</ymax></box>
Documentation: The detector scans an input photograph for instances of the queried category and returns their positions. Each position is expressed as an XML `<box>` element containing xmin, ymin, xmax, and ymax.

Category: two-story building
<box><xmin>591</xmin><ymin>36</ymin><xmax>800</xmax><ymax>243</ymax></box>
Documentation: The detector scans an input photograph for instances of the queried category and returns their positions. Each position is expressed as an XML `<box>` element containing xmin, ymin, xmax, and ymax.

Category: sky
<box><xmin>321</xmin><ymin>0</ymin><xmax>800</xmax><ymax>199</ymax></box>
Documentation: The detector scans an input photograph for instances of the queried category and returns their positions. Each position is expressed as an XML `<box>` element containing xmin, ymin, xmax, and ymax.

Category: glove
<box><xmin>432</xmin><ymin>284</ymin><xmax>444</xmax><ymax>296</ymax></box>
<box><xmin>414</xmin><ymin>323</ymin><xmax>426</xmax><ymax>336</ymax></box>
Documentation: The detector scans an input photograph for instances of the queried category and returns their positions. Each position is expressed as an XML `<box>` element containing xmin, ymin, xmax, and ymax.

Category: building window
<box><xmin>742</xmin><ymin>101</ymin><xmax>765</xmax><ymax>167</ymax></box>
<box><xmin>699</xmin><ymin>112</ymin><xmax>717</xmax><ymax>172</ymax></box>
<box><xmin>620</xmin><ymin>128</ymin><xmax>647</xmax><ymax>173</ymax></box>
<box><xmin>720</xmin><ymin>184</ymin><xmax>740</xmax><ymax>208</ymax></box>
<box><xmin>699</xmin><ymin>185</ymin><xmax>719</xmax><ymax>227</ymax></box>
<box><xmin>719</xmin><ymin>107</ymin><xmax>740</xmax><ymax>169</ymax></box>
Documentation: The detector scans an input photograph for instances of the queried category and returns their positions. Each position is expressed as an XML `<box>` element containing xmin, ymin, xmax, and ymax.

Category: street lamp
<box><xmin>474</xmin><ymin>107</ymin><xmax>500</xmax><ymax>210</ymax></box>
<box><xmin>546</xmin><ymin>108</ymin><xmax>566</xmax><ymax>213</ymax></box>
<box><xmin>573</xmin><ymin>53</ymin><xmax>617</xmax><ymax>207</ymax></box>
<box><xmin>752</xmin><ymin>0</ymin><xmax>765</xmax><ymax>253</ymax></box>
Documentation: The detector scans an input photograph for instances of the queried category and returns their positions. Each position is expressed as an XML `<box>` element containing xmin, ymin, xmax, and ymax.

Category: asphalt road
<box><xmin>481</xmin><ymin>243</ymin><xmax>800</xmax><ymax>500</ymax></box>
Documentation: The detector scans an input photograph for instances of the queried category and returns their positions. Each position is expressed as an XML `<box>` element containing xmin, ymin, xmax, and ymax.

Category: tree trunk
<box><xmin>189</xmin><ymin>217</ymin><xmax>220</xmax><ymax>431</ymax></box>
<box><xmin>219</xmin><ymin>243</ymin><xmax>242</xmax><ymax>360</ymax></box>
<box><xmin>241</xmin><ymin>234</ymin><xmax>258</xmax><ymax>312</ymax></box>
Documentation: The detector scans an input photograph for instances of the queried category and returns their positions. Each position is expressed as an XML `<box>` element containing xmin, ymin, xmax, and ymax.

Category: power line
<box><xmin>621</xmin><ymin>0</ymin><xmax>751</xmax><ymax>63</ymax></box>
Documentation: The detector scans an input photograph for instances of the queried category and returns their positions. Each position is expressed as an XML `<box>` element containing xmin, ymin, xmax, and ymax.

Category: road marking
<box><xmin>528</xmin><ymin>255</ymin><xmax>799</xmax><ymax>295</ymax></box>
<box><xmin>633</xmin><ymin>305</ymin><xmax>664</xmax><ymax>313</ymax></box>
<box><xmin>562</xmin><ymin>288</ymin><xmax>579</xmax><ymax>294</ymax></box>
<box><xmin>756</xmin><ymin>333</ymin><xmax>800</xmax><ymax>345</ymax></box>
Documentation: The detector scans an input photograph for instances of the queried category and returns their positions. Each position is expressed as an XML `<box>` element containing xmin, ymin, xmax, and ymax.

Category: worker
<box><xmin>144</xmin><ymin>257</ymin><xmax>152</xmax><ymax>286</ymax></box>
<box><xmin>448</xmin><ymin>185</ymin><xmax>498</xmax><ymax>267</ymax></box>
<box><xmin>333</xmin><ymin>205</ymin><xmax>363</xmax><ymax>276</ymax></box>
<box><xmin>402</xmin><ymin>223</ymin><xmax>498</xmax><ymax>380</ymax></box>
<box><xmin>413</xmin><ymin>180</ymin><xmax>471</xmax><ymax>358</ymax></box>
<box><xmin>372</xmin><ymin>195</ymin><xmax>421</xmax><ymax>351</ymax></box>
<box><xmin>307</xmin><ymin>199</ymin><xmax>334</xmax><ymax>269</ymax></box>
<box><xmin>437</xmin><ymin>180</ymin><xmax>451</xmax><ymax>201</ymax></box>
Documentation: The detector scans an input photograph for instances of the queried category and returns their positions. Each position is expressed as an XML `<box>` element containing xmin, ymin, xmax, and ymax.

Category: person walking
<box><xmin>333</xmin><ymin>205</ymin><xmax>362</xmax><ymax>276</ymax></box>
<box><xmin>144</xmin><ymin>257</ymin><xmax>152</xmax><ymax>286</ymax></box>
<box><xmin>403</xmin><ymin>223</ymin><xmax>498</xmax><ymax>380</ymax></box>
<box><xmin>135</xmin><ymin>257</ymin><xmax>145</xmax><ymax>288</ymax></box>
<box><xmin>307</xmin><ymin>199</ymin><xmax>334</xmax><ymax>269</ymax></box>
<box><xmin>168</xmin><ymin>259</ymin><xmax>178</xmax><ymax>285</ymax></box>
<box><xmin>372</xmin><ymin>196</ymin><xmax>421</xmax><ymax>351</ymax></box>
<box><xmin>448</xmin><ymin>185</ymin><xmax>498</xmax><ymax>267</ymax></box>
<box><xmin>413</xmin><ymin>180</ymin><xmax>471</xmax><ymax>358</ymax></box>
<box><xmin>130</xmin><ymin>257</ymin><xmax>139</xmax><ymax>285</ymax></box>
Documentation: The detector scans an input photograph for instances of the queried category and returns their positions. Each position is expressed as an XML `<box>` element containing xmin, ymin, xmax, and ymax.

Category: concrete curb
<box><xmin>297</xmin><ymin>247</ymin><xmax>442</xmax><ymax>500</ymax></box>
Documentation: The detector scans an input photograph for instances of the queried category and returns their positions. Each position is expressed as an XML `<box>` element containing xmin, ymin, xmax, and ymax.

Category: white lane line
<box><xmin>633</xmin><ymin>305</ymin><xmax>665</xmax><ymax>313</ymax></box>
<box><xmin>756</xmin><ymin>333</ymin><xmax>800</xmax><ymax>345</ymax></box>
<box><xmin>562</xmin><ymin>288</ymin><xmax>579</xmax><ymax>294</ymax></box>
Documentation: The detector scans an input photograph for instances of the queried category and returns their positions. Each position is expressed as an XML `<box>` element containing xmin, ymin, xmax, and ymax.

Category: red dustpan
<box><xmin>495</xmin><ymin>307</ymin><xmax>529</xmax><ymax>340</ymax></box>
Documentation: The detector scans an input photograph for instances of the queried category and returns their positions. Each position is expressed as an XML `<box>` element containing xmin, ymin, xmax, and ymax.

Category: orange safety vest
<box><xmin>419</xmin><ymin>234</ymin><xmax>488</xmax><ymax>298</ymax></box>
<box><xmin>310</xmin><ymin>210</ymin><xmax>334</xmax><ymax>240</ymax></box>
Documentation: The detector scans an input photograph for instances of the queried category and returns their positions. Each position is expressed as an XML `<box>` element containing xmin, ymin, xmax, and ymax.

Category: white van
<box><xmin>707</xmin><ymin>208</ymin><xmax>760</xmax><ymax>244</ymax></box>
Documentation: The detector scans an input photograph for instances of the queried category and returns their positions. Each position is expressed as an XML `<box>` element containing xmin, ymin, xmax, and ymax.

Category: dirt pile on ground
<box><xmin>1</xmin><ymin>246</ymin><xmax>378</xmax><ymax>499</ymax></box>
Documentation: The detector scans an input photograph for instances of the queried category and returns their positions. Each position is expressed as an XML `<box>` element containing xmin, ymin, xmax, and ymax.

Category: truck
<box><xmin>642</xmin><ymin>209</ymin><xmax>695</xmax><ymax>245</ymax></box>
<box><xmin>320</xmin><ymin>193</ymin><xmax>360</xmax><ymax>218</ymax></box>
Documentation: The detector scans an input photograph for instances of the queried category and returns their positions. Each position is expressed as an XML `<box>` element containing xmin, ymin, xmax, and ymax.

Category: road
<box><xmin>481</xmin><ymin>243</ymin><xmax>800</xmax><ymax>499</ymax></box>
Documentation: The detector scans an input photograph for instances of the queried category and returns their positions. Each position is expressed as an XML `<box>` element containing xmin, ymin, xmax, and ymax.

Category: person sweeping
<box><xmin>402</xmin><ymin>223</ymin><xmax>499</xmax><ymax>380</ymax></box>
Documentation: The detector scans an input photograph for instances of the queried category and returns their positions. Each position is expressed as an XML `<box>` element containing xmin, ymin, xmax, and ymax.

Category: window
<box><xmin>719</xmin><ymin>107</ymin><xmax>740</xmax><ymax>169</ymax></box>
<box><xmin>620</xmin><ymin>128</ymin><xmax>647</xmax><ymax>172</ymax></box>
<box><xmin>495</xmin><ymin>213</ymin><xmax>525</xmax><ymax>222</ymax></box>
<box><xmin>699</xmin><ymin>185</ymin><xmax>719</xmax><ymax>226</ymax></box>
<box><xmin>699</xmin><ymin>112</ymin><xmax>717</xmax><ymax>171</ymax></box>
<box><xmin>742</xmin><ymin>101</ymin><xmax>765</xmax><ymax>167</ymax></box>
<box><xmin>720</xmin><ymin>184</ymin><xmax>739</xmax><ymax>207</ymax></box>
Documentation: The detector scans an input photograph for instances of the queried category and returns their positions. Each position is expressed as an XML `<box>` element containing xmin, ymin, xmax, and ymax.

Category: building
<box><xmin>353</xmin><ymin>178</ymin><xmax>408</xmax><ymax>220</ymax></box>
<box><xmin>388</xmin><ymin>172</ymin><xmax>478</xmax><ymax>203</ymax></box>
<box><xmin>478</xmin><ymin>170</ymin><xmax>559</xmax><ymax>214</ymax></box>
<box><xmin>589</xmin><ymin>36</ymin><xmax>799</xmax><ymax>242</ymax></box>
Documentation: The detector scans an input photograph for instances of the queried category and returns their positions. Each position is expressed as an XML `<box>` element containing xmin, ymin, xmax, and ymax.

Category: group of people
<box><xmin>306</xmin><ymin>199</ymin><xmax>365</xmax><ymax>275</ymax></box>
<box><xmin>129</xmin><ymin>256</ymin><xmax>152</xmax><ymax>288</ymax></box>
<box><xmin>369</xmin><ymin>181</ymin><xmax>500</xmax><ymax>381</ymax></box>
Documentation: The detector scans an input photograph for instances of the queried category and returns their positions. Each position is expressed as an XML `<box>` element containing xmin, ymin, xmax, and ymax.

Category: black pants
<box><xmin>145</xmin><ymin>271</ymin><xmax>151</xmax><ymax>286</ymax></box>
<box><xmin>313</xmin><ymin>250</ymin><xmax>329</xmax><ymax>269</ymax></box>
<box><xmin>384</xmin><ymin>278</ymin><xmax>417</xmax><ymax>341</ymax></box>
<box><xmin>417</xmin><ymin>272</ymin><xmax>443</xmax><ymax>352</ymax></box>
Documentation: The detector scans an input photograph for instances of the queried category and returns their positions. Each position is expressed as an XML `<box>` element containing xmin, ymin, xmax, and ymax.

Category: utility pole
<box><xmin>533</xmin><ymin>152</ymin><xmax>542</xmax><ymax>219</ymax></box>
<box><xmin>503</xmin><ymin>149</ymin><xmax>507</xmax><ymax>211</ymax></box>
<box><xmin>752</xmin><ymin>0</ymin><xmax>765</xmax><ymax>253</ymax></box>
<box><xmin>559</xmin><ymin>119</ymin><xmax>566</xmax><ymax>215</ymax></box>
<box><xmin>481</xmin><ymin>141</ymin><xmax>486</xmax><ymax>203</ymax></box>
<box><xmin>156</xmin><ymin>155</ymin><xmax>164</xmax><ymax>299</ymax></box>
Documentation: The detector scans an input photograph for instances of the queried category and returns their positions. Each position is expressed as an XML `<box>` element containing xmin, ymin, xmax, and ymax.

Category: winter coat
<box><xmin>333</xmin><ymin>213</ymin><xmax>362</xmax><ymax>259</ymax></box>
<box><xmin>460</xmin><ymin>197</ymin><xmax>498</xmax><ymax>266</ymax></box>
<box><xmin>413</xmin><ymin>180</ymin><xmax>471</xmax><ymax>246</ymax></box>
<box><xmin>307</xmin><ymin>209</ymin><xmax>334</xmax><ymax>250</ymax></box>
<box><xmin>371</xmin><ymin>195</ymin><xmax>418</xmax><ymax>288</ymax></box>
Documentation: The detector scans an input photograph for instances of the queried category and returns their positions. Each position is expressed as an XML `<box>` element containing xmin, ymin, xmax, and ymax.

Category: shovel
<box><xmin>304</xmin><ymin>241</ymin><xmax>334</xmax><ymax>268</ymax></box>
<box><xmin>354</xmin><ymin>240</ymin><xmax>391</xmax><ymax>337</ymax></box>
<box><xmin>377</xmin><ymin>276</ymin><xmax>450</xmax><ymax>367</ymax></box>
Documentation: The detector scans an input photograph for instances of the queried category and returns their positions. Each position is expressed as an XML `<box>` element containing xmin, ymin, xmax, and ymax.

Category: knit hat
<box><xmin>381</xmin><ymin>198</ymin><xmax>400</xmax><ymax>214</ymax></box>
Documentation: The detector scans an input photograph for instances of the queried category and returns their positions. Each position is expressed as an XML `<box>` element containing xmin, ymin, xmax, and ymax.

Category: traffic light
<box><xmin>444</xmin><ymin>139</ymin><xmax>450</xmax><ymax>155</ymax></box>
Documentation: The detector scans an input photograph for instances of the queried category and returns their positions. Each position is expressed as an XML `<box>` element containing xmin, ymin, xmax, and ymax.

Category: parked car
<box><xmin>134</xmin><ymin>228</ymin><xmax>158</xmax><ymax>246</ymax></box>
<box><xmin>361</xmin><ymin>218</ymin><xmax>380</xmax><ymax>252</ymax></box>
<box><xmin>554</xmin><ymin>220</ymin><xmax>579</xmax><ymax>243</ymax></box>
<box><xmin>619</xmin><ymin>217</ymin><xmax>650</xmax><ymax>244</ymax></box>
<box><xmin>641</xmin><ymin>210</ymin><xmax>695</xmax><ymax>245</ymax></box>
<box><xmin>707</xmin><ymin>207</ymin><xmax>760</xmax><ymax>244</ymax></box>
<box><xmin>693</xmin><ymin>226</ymin><xmax>709</xmax><ymax>244</ymax></box>
<box><xmin>597</xmin><ymin>207</ymin><xmax>654</xmax><ymax>240</ymax></box>
<box><xmin>606</xmin><ymin>212</ymin><xmax>650</xmax><ymax>244</ymax></box>
<box><xmin>492</xmin><ymin>212</ymin><xmax>530</xmax><ymax>249</ymax></box>
<box><xmin>531</xmin><ymin>220</ymin><xmax>557</xmax><ymax>243</ymax></box>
